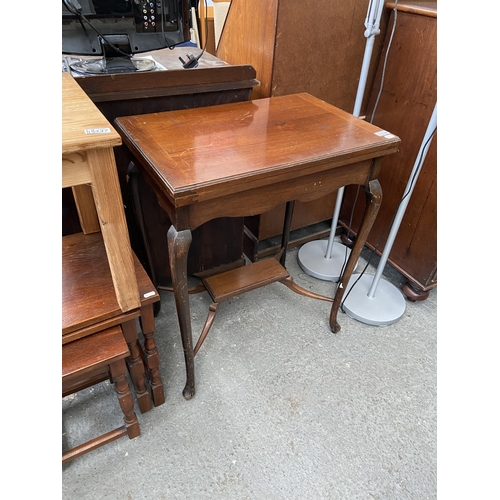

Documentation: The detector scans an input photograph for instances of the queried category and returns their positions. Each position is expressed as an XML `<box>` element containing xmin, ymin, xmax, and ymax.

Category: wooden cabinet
<box><xmin>217</xmin><ymin>0</ymin><xmax>388</xmax><ymax>260</ymax></box>
<box><xmin>339</xmin><ymin>1</ymin><xmax>437</xmax><ymax>299</ymax></box>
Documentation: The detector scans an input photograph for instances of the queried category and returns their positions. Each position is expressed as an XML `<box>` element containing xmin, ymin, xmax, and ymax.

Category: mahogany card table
<box><xmin>114</xmin><ymin>93</ymin><xmax>400</xmax><ymax>399</ymax></box>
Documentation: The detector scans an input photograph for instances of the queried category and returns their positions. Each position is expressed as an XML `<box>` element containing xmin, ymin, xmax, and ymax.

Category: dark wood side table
<box><xmin>63</xmin><ymin>232</ymin><xmax>164</xmax><ymax>410</ymax></box>
<box><xmin>114</xmin><ymin>93</ymin><xmax>400</xmax><ymax>399</ymax></box>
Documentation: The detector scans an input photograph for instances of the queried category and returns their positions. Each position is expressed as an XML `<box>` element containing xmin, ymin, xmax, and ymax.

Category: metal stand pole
<box><xmin>342</xmin><ymin>104</ymin><xmax>437</xmax><ymax>326</ymax></box>
<box><xmin>297</xmin><ymin>0</ymin><xmax>385</xmax><ymax>281</ymax></box>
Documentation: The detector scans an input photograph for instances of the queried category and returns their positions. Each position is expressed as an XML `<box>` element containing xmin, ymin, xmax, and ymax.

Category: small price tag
<box><xmin>84</xmin><ymin>128</ymin><xmax>111</xmax><ymax>135</ymax></box>
<box><xmin>375</xmin><ymin>130</ymin><xmax>396</xmax><ymax>139</ymax></box>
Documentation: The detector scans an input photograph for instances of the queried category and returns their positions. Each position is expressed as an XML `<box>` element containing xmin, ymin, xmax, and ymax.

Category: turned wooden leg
<box><xmin>330</xmin><ymin>179</ymin><xmax>382</xmax><ymax>333</ymax></box>
<box><xmin>121</xmin><ymin>320</ymin><xmax>152</xmax><ymax>413</ymax></box>
<box><xmin>139</xmin><ymin>304</ymin><xmax>165</xmax><ymax>406</ymax></box>
<box><xmin>167</xmin><ymin>225</ymin><xmax>195</xmax><ymax>400</ymax></box>
<box><xmin>109</xmin><ymin>359</ymin><xmax>141</xmax><ymax>440</ymax></box>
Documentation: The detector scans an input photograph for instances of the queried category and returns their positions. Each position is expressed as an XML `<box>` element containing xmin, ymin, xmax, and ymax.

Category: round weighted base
<box><xmin>341</xmin><ymin>273</ymin><xmax>406</xmax><ymax>326</ymax></box>
<box><xmin>297</xmin><ymin>240</ymin><xmax>351</xmax><ymax>282</ymax></box>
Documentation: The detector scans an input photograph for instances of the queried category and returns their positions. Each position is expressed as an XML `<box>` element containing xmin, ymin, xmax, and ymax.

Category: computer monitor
<box><xmin>62</xmin><ymin>0</ymin><xmax>191</xmax><ymax>74</ymax></box>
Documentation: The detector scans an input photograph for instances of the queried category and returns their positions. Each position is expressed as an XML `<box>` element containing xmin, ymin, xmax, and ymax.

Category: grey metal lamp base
<box><xmin>341</xmin><ymin>273</ymin><xmax>406</xmax><ymax>326</ymax></box>
<box><xmin>297</xmin><ymin>240</ymin><xmax>351</xmax><ymax>282</ymax></box>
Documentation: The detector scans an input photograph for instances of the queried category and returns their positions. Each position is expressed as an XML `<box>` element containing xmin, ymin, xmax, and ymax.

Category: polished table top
<box><xmin>115</xmin><ymin>92</ymin><xmax>400</xmax><ymax>212</ymax></box>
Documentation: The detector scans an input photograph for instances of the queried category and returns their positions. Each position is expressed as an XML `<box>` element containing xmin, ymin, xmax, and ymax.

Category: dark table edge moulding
<box><xmin>117</xmin><ymin>132</ymin><xmax>398</xmax><ymax>213</ymax></box>
<box><xmin>117</xmin><ymin>145</ymin><xmax>398</xmax><ymax>240</ymax></box>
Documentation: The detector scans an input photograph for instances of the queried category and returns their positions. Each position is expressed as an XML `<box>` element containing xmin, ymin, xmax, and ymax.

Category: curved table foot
<box><xmin>182</xmin><ymin>385</ymin><xmax>195</xmax><ymax>400</ymax></box>
<box><xmin>331</xmin><ymin>321</ymin><xmax>341</xmax><ymax>334</ymax></box>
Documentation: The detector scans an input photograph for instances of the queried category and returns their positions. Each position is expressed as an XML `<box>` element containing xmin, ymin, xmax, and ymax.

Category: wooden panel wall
<box><xmin>217</xmin><ymin>0</ymin><xmax>387</xmax><ymax>114</ymax></box>
<box><xmin>271</xmin><ymin>0</ymin><xmax>375</xmax><ymax>113</ymax></box>
<box><xmin>217</xmin><ymin>0</ymin><xmax>279</xmax><ymax>99</ymax></box>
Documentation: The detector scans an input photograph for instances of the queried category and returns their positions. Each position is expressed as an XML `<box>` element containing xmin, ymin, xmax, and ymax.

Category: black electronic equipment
<box><xmin>62</xmin><ymin>0</ymin><xmax>191</xmax><ymax>74</ymax></box>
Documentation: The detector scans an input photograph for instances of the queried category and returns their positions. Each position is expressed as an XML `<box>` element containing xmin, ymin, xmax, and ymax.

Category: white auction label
<box><xmin>84</xmin><ymin>128</ymin><xmax>111</xmax><ymax>134</ymax></box>
<box><xmin>375</xmin><ymin>130</ymin><xmax>396</xmax><ymax>139</ymax></box>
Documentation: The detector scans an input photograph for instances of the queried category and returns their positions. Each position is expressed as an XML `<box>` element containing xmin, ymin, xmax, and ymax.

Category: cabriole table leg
<box><xmin>330</xmin><ymin>179</ymin><xmax>383</xmax><ymax>333</ymax></box>
<box><xmin>167</xmin><ymin>225</ymin><xmax>195</xmax><ymax>400</ymax></box>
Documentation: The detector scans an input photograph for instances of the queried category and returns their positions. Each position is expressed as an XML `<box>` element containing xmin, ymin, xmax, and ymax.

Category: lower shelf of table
<box><xmin>202</xmin><ymin>258</ymin><xmax>289</xmax><ymax>303</ymax></box>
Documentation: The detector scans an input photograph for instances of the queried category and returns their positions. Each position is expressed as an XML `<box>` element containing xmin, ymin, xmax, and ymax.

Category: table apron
<box><xmin>62</xmin><ymin>152</ymin><xmax>91</xmax><ymax>188</ymax></box>
<box><xmin>155</xmin><ymin>158</ymin><xmax>377</xmax><ymax>231</ymax></box>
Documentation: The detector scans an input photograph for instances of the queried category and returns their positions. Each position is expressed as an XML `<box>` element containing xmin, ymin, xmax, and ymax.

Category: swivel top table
<box><xmin>114</xmin><ymin>93</ymin><xmax>400</xmax><ymax>399</ymax></box>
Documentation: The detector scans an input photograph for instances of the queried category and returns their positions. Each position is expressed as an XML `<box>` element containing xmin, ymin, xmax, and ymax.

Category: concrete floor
<box><xmin>62</xmin><ymin>242</ymin><xmax>437</xmax><ymax>499</ymax></box>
